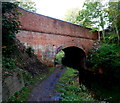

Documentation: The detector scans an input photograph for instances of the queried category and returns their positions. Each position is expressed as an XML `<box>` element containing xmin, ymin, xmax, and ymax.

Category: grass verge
<box><xmin>55</xmin><ymin>67</ymin><xmax>96</xmax><ymax>102</ymax></box>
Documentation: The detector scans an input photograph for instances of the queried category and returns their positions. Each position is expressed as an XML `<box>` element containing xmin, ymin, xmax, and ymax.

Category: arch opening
<box><xmin>55</xmin><ymin>46</ymin><xmax>86</xmax><ymax>71</ymax></box>
<box><xmin>62</xmin><ymin>46</ymin><xmax>86</xmax><ymax>70</ymax></box>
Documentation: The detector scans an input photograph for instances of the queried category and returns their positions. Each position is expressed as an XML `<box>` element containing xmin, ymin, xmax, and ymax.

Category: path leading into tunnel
<box><xmin>28</xmin><ymin>67</ymin><xmax>66</xmax><ymax>102</ymax></box>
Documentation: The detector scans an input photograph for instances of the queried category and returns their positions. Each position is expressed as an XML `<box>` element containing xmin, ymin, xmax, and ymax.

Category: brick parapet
<box><xmin>18</xmin><ymin>8</ymin><xmax>98</xmax><ymax>40</ymax></box>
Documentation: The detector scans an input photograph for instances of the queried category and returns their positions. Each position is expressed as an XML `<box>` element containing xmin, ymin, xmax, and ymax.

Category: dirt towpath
<box><xmin>28</xmin><ymin>67</ymin><xmax>66</xmax><ymax>102</ymax></box>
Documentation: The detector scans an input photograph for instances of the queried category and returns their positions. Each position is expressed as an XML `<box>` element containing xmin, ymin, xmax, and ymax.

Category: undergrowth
<box><xmin>55</xmin><ymin>67</ymin><xmax>95</xmax><ymax>102</ymax></box>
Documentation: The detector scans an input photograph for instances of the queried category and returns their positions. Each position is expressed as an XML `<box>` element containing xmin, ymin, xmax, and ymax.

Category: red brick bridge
<box><xmin>16</xmin><ymin>8</ymin><xmax>98</xmax><ymax>69</ymax></box>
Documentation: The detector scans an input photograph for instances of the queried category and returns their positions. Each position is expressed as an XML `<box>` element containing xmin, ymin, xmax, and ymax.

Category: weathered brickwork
<box><xmin>16</xmin><ymin>8</ymin><xmax>98</xmax><ymax>65</ymax></box>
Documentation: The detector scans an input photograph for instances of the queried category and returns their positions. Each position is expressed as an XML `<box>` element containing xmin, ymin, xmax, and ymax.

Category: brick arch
<box><xmin>56</xmin><ymin>43</ymin><xmax>86</xmax><ymax>55</ymax></box>
<box><xmin>54</xmin><ymin>43</ymin><xmax>87</xmax><ymax>69</ymax></box>
<box><xmin>16</xmin><ymin>8</ymin><xmax>98</xmax><ymax>66</ymax></box>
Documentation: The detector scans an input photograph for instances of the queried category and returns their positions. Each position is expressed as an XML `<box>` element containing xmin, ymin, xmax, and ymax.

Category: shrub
<box><xmin>87</xmin><ymin>44</ymin><xmax>120</xmax><ymax>78</ymax></box>
<box><xmin>2</xmin><ymin>2</ymin><xmax>21</xmax><ymax>56</ymax></box>
<box><xmin>26</xmin><ymin>47</ymin><xmax>34</xmax><ymax>57</ymax></box>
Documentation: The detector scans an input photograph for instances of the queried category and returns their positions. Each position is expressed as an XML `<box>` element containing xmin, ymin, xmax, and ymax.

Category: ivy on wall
<box><xmin>2</xmin><ymin>2</ymin><xmax>21</xmax><ymax>56</ymax></box>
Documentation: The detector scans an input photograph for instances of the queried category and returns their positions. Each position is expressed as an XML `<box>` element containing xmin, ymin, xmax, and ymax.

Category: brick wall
<box><xmin>18</xmin><ymin>8</ymin><xmax>98</xmax><ymax>40</ymax></box>
<box><xmin>17</xmin><ymin>30</ymin><xmax>96</xmax><ymax>65</ymax></box>
<box><xmin>16</xmin><ymin>8</ymin><xmax>98</xmax><ymax>65</ymax></box>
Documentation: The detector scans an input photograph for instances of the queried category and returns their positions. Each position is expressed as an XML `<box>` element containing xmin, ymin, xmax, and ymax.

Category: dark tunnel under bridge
<box><xmin>61</xmin><ymin>46</ymin><xmax>86</xmax><ymax>71</ymax></box>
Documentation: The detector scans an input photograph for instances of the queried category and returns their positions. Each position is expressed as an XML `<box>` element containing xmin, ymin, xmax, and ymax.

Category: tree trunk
<box><xmin>115</xmin><ymin>24</ymin><xmax>120</xmax><ymax>45</ymax></box>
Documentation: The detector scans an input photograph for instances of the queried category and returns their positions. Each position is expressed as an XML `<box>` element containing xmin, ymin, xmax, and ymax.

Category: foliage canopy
<box><xmin>11</xmin><ymin>0</ymin><xmax>37</xmax><ymax>12</ymax></box>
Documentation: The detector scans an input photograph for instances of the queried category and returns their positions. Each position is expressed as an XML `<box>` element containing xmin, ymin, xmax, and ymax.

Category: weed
<box><xmin>55</xmin><ymin>67</ymin><xmax>95</xmax><ymax>102</ymax></box>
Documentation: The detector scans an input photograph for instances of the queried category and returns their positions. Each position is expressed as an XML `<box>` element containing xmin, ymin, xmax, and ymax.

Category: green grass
<box><xmin>8</xmin><ymin>67</ymin><xmax>56</xmax><ymax>102</ymax></box>
<box><xmin>55</xmin><ymin>67</ymin><xmax>95</xmax><ymax>102</ymax></box>
<box><xmin>58</xmin><ymin>67</ymin><xmax>77</xmax><ymax>83</ymax></box>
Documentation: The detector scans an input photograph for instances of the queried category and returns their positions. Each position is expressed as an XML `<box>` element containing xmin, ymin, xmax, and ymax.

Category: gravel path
<box><xmin>28</xmin><ymin>67</ymin><xmax>66</xmax><ymax>102</ymax></box>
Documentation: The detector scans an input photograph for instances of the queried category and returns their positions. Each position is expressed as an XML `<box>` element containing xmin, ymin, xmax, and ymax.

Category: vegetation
<box><xmin>55</xmin><ymin>52</ymin><xmax>120</xmax><ymax>102</ymax></box>
<box><xmin>64</xmin><ymin>1</ymin><xmax>120</xmax><ymax>40</ymax></box>
<box><xmin>64</xmin><ymin>1</ymin><xmax>108</xmax><ymax>32</ymax></box>
<box><xmin>86</xmin><ymin>2</ymin><xmax>120</xmax><ymax>79</ymax></box>
<box><xmin>2</xmin><ymin>2</ymin><xmax>21</xmax><ymax>57</ymax></box>
<box><xmin>55</xmin><ymin>67</ymin><xmax>95</xmax><ymax>102</ymax></box>
<box><xmin>8</xmin><ymin>67</ymin><xmax>56</xmax><ymax>102</ymax></box>
<box><xmin>26</xmin><ymin>47</ymin><xmax>34</xmax><ymax>57</ymax></box>
<box><xmin>64</xmin><ymin>0</ymin><xmax>120</xmax><ymax>79</ymax></box>
<box><xmin>2</xmin><ymin>2</ymin><xmax>21</xmax><ymax>77</ymax></box>
<box><xmin>87</xmin><ymin>43</ymin><xmax>120</xmax><ymax>78</ymax></box>
<box><xmin>90</xmin><ymin>81</ymin><xmax>120</xmax><ymax>102</ymax></box>
<box><xmin>2</xmin><ymin>2</ymin><xmax>51</xmax><ymax>102</ymax></box>
<box><xmin>2</xmin><ymin>2</ymin><xmax>39</xmax><ymax>76</ymax></box>
<box><xmin>107</xmin><ymin>2</ymin><xmax>120</xmax><ymax>44</ymax></box>
<box><xmin>64</xmin><ymin>8</ymin><xmax>80</xmax><ymax>24</ymax></box>
<box><xmin>64</xmin><ymin>1</ymin><xmax>120</xmax><ymax>102</ymax></box>
<box><xmin>2</xmin><ymin>1</ymin><xmax>120</xmax><ymax>102</ymax></box>
<box><xmin>11</xmin><ymin>0</ymin><xmax>37</xmax><ymax>12</ymax></box>
<box><xmin>55</xmin><ymin>50</ymin><xmax>65</xmax><ymax>64</ymax></box>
